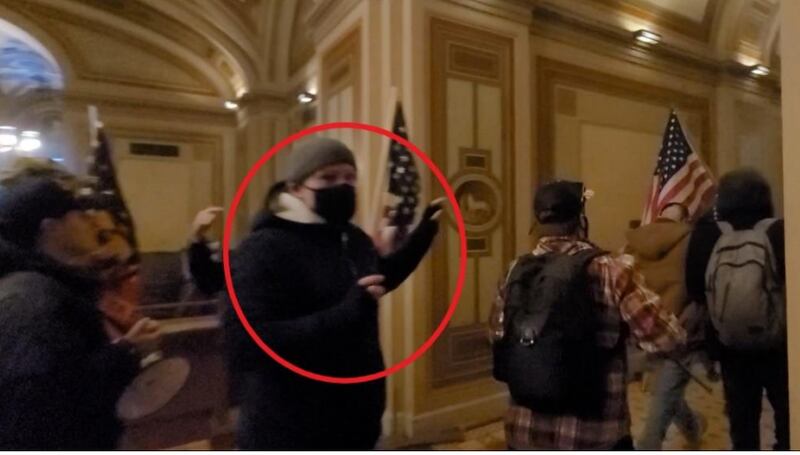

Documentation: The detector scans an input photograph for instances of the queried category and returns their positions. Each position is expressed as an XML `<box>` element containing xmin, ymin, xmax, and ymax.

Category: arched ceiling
<box><xmin>0</xmin><ymin>0</ymin><xmax>312</xmax><ymax>102</ymax></box>
<box><xmin>535</xmin><ymin>0</ymin><xmax>782</xmax><ymax>70</ymax></box>
<box><xmin>0</xmin><ymin>18</ymin><xmax>63</xmax><ymax>97</ymax></box>
<box><xmin>0</xmin><ymin>0</ymin><xmax>783</xmax><ymax>103</ymax></box>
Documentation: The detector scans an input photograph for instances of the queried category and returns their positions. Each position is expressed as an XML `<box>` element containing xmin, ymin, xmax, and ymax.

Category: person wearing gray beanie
<box><xmin>284</xmin><ymin>137</ymin><xmax>357</xmax><ymax>186</ymax></box>
<box><xmin>225</xmin><ymin>135</ymin><xmax>445</xmax><ymax>450</ymax></box>
<box><xmin>276</xmin><ymin>137</ymin><xmax>360</xmax><ymax>226</ymax></box>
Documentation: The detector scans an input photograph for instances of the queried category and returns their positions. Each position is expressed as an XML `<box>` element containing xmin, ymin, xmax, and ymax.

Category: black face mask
<box><xmin>307</xmin><ymin>184</ymin><xmax>356</xmax><ymax>226</ymax></box>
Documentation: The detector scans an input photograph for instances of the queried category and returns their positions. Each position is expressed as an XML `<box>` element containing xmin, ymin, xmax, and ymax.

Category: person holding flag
<box><xmin>629</xmin><ymin>111</ymin><xmax>717</xmax><ymax>449</ymax></box>
<box><xmin>0</xmin><ymin>160</ymin><xmax>159</xmax><ymax>449</ymax></box>
<box><xmin>80</xmin><ymin>108</ymin><xmax>188</xmax><ymax>423</ymax></box>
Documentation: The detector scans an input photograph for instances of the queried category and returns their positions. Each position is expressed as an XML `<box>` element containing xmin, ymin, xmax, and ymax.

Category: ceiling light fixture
<box><xmin>0</xmin><ymin>126</ymin><xmax>18</xmax><ymax>148</ymax></box>
<box><xmin>17</xmin><ymin>130</ymin><xmax>42</xmax><ymax>152</ymax></box>
<box><xmin>297</xmin><ymin>91</ymin><xmax>316</xmax><ymax>104</ymax></box>
<box><xmin>0</xmin><ymin>126</ymin><xmax>43</xmax><ymax>153</ymax></box>
<box><xmin>750</xmin><ymin>64</ymin><xmax>770</xmax><ymax>77</ymax></box>
<box><xmin>634</xmin><ymin>29</ymin><xmax>662</xmax><ymax>45</ymax></box>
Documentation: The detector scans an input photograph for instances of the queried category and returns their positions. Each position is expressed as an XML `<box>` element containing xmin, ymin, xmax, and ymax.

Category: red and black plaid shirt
<box><xmin>495</xmin><ymin>237</ymin><xmax>685</xmax><ymax>450</ymax></box>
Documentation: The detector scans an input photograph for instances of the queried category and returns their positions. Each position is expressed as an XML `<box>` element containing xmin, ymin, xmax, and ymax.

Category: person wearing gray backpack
<box><xmin>686</xmin><ymin>169</ymin><xmax>788</xmax><ymax>450</ymax></box>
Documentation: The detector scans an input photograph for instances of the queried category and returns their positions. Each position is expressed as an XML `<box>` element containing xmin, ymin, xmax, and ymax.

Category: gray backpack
<box><xmin>705</xmin><ymin>219</ymin><xmax>786</xmax><ymax>350</ymax></box>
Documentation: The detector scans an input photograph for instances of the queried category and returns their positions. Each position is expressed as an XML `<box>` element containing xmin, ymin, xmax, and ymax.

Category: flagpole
<box><xmin>87</xmin><ymin>105</ymin><xmax>100</xmax><ymax>149</ymax></box>
<box><xmin>368</xmin><ymin>85</ymin><xmax>399</xmax><ymax>235</ymax></box>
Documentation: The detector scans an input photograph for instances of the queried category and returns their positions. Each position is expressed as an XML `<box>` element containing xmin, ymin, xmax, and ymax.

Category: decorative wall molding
<box><xmin>535</xmin><ymin>57</ymin><xmax>713</xmax><ymax>184</ymax></box>
<box><xmin>585</xmin><ymin>0</ymin><xmax>719</xmax><ymax>42</ymax></box>
<box><xmin>440</xmin><ymin>0</ymin><xmax>535</xmax><ymax>26</ymax></box>
<box><xmin>13</xmin><ymin>0</ymin><xmax>240</xmax><ymax>98</ymax></box>
<box><xmin>306</xmin><ymin>0</ymin><xmax>362</xmax><ymax>47</ymax></box>
<box><xmin>430</xmin><ymin>17</ymin><xmax>515</xmax><ymax>387</ymax></box>
<box><xmin>238</xmin><ymin>89</ymin><xmax>292</xmax><ymax>113</ymax></box>
<box><xmin>64</xmin><ymin>92</ymin><xmax>236</xmax><ymax>127</ymax></box>
<box><xmin>320</xmin><ymin>27</ymin><xmax>361</xmax><ymax>117</ymax></box>
<box><xmin>531</xmin><ymin>2</ymin><xmax>781</xmax><ymax>98</ymax></box>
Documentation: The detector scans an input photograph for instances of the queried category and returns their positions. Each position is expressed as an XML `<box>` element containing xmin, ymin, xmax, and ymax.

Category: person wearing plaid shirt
<box><xmin>490</xmin><ymin>181</ymin><xmax>686</xmax><ymax>450</ymax></box>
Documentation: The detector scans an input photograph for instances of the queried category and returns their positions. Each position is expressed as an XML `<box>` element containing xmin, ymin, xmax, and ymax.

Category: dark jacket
<box><xmin>187</xmin><ymin>240</ymin><xmax>224</xmax><ymax>295</ymax></box>
<box><xmin>187</xmin><ymin>211</ymin><xmax>272</xmax><ymax>296</ymax></box>
<box><xmin>685</xmin><ymin>212</ymin><xmax>785</xmax><ymax>358</ymax></box>
<box><xmin>227</xmin><ymin>212</ymin><xmax>438</xmax><ymax>450</ymax></box>
<box><xmin>0</xmin><ymin>237</ymin><xmax>140</xmax><ymax>450</ymax></box>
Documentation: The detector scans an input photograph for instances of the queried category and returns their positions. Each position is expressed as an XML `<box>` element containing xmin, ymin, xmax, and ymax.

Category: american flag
<box><xmin>387</xmin><ymin>102</ymin><xmax>420</xmax><ymax>246</ymax></box>
<box><xmin>641</xmin><ymin>111</ymin><xmax>716</xmax><ymax>225</ymax></box>
<box><xmin>86</xmin><ymin>127</ymin><xmax>139</xmax><ymax>259</ymax></box>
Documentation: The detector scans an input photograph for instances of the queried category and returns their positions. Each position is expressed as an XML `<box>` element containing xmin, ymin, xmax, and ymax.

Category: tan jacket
<box><xmin>624</xmin><ymin>219</ymin><xmax>692</xmax><ymax>316</ymax></box>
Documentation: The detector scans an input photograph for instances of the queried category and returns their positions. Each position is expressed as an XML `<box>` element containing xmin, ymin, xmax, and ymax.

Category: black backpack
<box><xmin>492</xmin><ymin>248</ymin><xmax>614</xmax><ymax>417</ymax></box>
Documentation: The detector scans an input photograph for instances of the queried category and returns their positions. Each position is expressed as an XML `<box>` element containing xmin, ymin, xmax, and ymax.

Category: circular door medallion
<box><xmin>448</xmin><ymin>172</ymin><xmax>503</xmax><ymax>234</ymax></box>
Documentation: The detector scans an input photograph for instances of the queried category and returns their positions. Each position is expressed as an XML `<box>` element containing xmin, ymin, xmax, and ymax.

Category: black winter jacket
<box><xmin>226</xmin><ymin>213</ymin><xmax>438</xmax><ymax>450</ymax></box>
<box><xmin>0</xmin><ymin>237</ymin><xmax>140</xmax><ymax>449</ymax></box>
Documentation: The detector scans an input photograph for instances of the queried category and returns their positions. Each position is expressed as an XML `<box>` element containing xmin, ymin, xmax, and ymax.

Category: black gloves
<box><xmin>421</xmin><ymin>197</ymin><xmax>446</xmax><ymax>224</ymax></box>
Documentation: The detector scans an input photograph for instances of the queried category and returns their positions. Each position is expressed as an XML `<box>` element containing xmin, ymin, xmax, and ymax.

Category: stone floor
<box><xmin>171</xmin><ymin>376</ymin><xmax>778</xmax><ymax>450</ymax></box>
<box><xmin>434</xmin><ymin>377</ymin><xmax>776</xmax><ymax>450</ymax></box>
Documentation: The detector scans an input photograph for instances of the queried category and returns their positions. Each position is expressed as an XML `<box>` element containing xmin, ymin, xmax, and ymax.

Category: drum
<box><xmin>116</xmin><ymin>356</ymin><xmax>191</xmax><ymax>421</ymax></box>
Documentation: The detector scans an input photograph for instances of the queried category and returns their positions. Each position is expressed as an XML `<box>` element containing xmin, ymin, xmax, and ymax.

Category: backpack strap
<box><xmin>717</xmin><ymin>221</ymin><xmax>734</xmax><ymax>234</ymax></box>
<box><xmin>571</xmin><ymin>248</ymin><xmax>608</xmax><ymax>272</ymax></box>
<box><xmin>514</xmin><ymin>248</ymin><xmax>607</xmax><ymax>345</ymax></box>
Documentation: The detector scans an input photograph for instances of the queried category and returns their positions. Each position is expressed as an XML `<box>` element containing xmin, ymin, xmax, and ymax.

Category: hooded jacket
<box><xmin>625</xmin><ymin>219</ymin><xmax>692</xmax><ymax>316</ymax></box>
<box><xmin>0</xmin><ymin>236</ymin><xmax>140</xmax><ymax>449</ymax></box>
<box><xmin>625</xmin><ymin>219</ymin><xmax>708</xmax><ymax>352</ymax></box>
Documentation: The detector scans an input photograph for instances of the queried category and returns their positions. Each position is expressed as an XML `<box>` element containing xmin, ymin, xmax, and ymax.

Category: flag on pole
<box><xmin>386</xmin><ymin>102</ymin><xmax>420</xmax><ymax>246</ymax></box>
<box><xmin>84</xmin><ymin>107</ymin><xmax>142</xmax><ymax>332</ymax></box>
<box><xmin>641</xmin><ymin>111</ymin><xmax>716</xmax><ymax>225</ymax></box>
<box><xmin>86</xmin><ymin>126</ymin><xmax>139</xmax><ymax>256</ymax></box>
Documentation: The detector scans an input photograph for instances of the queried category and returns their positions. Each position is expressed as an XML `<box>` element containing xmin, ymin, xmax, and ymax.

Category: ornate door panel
<box><xmin>430</xmin><ymin>19</ymin><xmax>515</xmax><ymax>386</ymax></box>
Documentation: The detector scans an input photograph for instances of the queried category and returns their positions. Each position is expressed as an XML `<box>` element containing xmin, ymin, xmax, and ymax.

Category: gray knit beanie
<box><xmin>285</xmin><ymin>137</ymin><xmax>357</xmax><ymax>184</ymax></box>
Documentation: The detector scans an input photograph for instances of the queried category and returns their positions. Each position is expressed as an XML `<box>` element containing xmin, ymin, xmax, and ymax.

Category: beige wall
<box><xmin>550</xmin><ymin>87</ymin><xmax>705</xmax><ymax>250</ymax></box>
<box><xmin>734</xmin><ymin>98</ymin><xmax>783</xmax><ymax>213</ymax></box>
<box><xmin>59</xmin><ymin>99</ymin><xmax>237</xmax><ymax>251</ymax></box>
<box><xmin>780</xmin><ymin>0</ymin><xmax>800</xmax><ymax>448</ymax></box>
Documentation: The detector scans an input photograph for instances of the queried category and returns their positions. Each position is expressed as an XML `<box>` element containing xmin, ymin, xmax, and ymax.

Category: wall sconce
<box><xmin>0</xmin><ymin>126</ymin><xmax>42</xmax><ymax>154</ymax></box>
<box><xmin>633</xmin><ymin>29</ymin><xmax>662</xmax><ymax>45</ymax></box>
<box><xmin>297</xmin><ymin>91</ymin><xmax>316</xmax><ymax>104</ymax></box>
<box><xmin>750</xmin><ymin>65</ymin><xmax>770</xmax><ymax>77</ymax></box>
<box><xmin>224</xmin><ymin>100</ymin><xmax>239</xmax><ymax>110</ymax></box>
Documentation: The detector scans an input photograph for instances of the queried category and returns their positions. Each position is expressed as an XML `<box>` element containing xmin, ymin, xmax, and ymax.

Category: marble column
<box><xmin>234</xmin><ymin>91</ymin><xmax>290</xmax><ymax>237</ymax></box>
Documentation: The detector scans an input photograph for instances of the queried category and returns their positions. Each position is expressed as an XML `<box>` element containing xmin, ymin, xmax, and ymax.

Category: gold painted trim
<box><xmin>320</xmin><ymin>27</ymin><xmax>361</xmax><ymax>120</ymax></box>
<box><xmin>459</xmin><ymin>147</ymin><xmax>491</xmax><ymax>171</ymax></box>
<box><xmin>531</xmin><ymin>3</ymin><xmax>781</xmax><ymax>98</ymax></box>
<box><xmin>430</xmin><ymin>17</ymin><xmax>516</xmax><ymax>387</ymax></box>
<box><xmin>64</xmin><ymin>93</ymin><xmax>235</xmax><ymax>126</ymax></box>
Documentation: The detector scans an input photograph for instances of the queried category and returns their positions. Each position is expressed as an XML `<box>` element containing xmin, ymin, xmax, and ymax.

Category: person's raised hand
<box><xmin>422</xmin><ymin>197</ymin><xmax>447</xmax><ymax>222</ymax></box>
<box><xmin>191</xmin><ymin>207</ymin><xmax>224</xmax><ymax>242</ymax></box>
<box><xmin>358</xmin><ymin>274</ymin><xmax>387</xmax><ymax>300</ymax></box>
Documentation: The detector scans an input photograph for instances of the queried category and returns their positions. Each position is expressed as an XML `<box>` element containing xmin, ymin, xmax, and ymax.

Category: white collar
<box><xmin>275</xmin><ymin>192</ymin><xmax>325</xmax><ymax>224</ymax></box>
